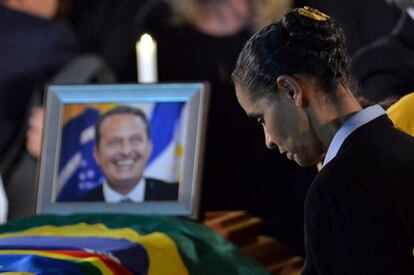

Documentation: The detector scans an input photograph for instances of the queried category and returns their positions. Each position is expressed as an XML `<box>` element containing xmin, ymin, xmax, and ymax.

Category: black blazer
<box><xmin>352</xmin><ymin>12</ymin><xmax>414</xmax><ymax>102</ymax></box>
<box><xmin>302</xmin><ymin>115</ymin><xmax>414</xmax><ymax>274</ymax></box>
<box><xmin>79</xmin><ymin>178</ymin><xmax>179</xmax><ymax>202</ymax></box>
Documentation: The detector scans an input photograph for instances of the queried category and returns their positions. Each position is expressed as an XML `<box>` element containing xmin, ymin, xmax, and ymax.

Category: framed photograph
<box><xmin>37</xmin><ymin>83</ymin><xmax>209</xmax><ymax>219</ymax></box>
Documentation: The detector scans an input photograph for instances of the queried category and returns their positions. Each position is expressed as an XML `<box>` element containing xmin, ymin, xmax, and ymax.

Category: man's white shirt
<box><xmin>103</xmin><ymin>178</ymin><xmax>146</xmax><ymax>203</ymax></box>
<box><xmin>407</xmin><ymin>7</ymin><xmax>414</xmax><ymax>21</ymax></box>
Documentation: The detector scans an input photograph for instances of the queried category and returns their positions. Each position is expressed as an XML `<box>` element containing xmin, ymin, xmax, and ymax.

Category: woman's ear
<box><xmin>276</xmin><ymin>75</ymin><xmax>305</xmax><ymax>108</ymax></box>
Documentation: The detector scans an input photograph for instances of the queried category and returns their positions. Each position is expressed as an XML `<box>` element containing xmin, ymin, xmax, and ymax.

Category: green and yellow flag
<box><xmin>0</xmin><ymin>214</ymin><xmax>269</xmax><ymax>275</ymax></box>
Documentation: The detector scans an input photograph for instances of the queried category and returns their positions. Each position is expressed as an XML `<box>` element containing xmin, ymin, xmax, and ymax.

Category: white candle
<box><xmin>136</xmin><ymin>33</ymin><xmax>158</xmax><ymax>83</ymax></box>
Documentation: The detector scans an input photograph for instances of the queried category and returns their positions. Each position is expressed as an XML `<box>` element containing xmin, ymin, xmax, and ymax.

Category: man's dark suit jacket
<box><xmin>79</xmin><ymin>178</ymin><xmax>179</xmax><ymax>202</ymax></box>
<box><xmin>0</xmin><ymin>5</ymin><xmax>79</xmax><ymax>156</ymax></box>
<box><xmin>302</xmin><ymin>115</ymin><xmax>414</xmax><ymax>275</ymax></box>
<box><xmin>352</xmin><ymin>12</ymin><xmax>414</xmax><ymax>102</ymax></box>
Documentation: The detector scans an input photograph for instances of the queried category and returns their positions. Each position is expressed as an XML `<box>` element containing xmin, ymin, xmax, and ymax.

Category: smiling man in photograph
<box><xmin>80</xmin><ymin>106</ymin><xmax>178</xmax><ymax>203</ymax></box>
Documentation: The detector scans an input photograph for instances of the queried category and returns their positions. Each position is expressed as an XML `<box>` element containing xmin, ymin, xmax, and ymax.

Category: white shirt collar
<box><xmin>407</xmin><ymin>8</ymin><xmax>414</xmax><ymax>21</ymax></box>
<box><xmin>323</xmin><ymin>105</ymin><xmax>386</xmax><ymax>167</ymax></box>
<box><xmin>103</xmin><ymin>178</ymin><xmax>146</xmax><ymax>203</ymax></box>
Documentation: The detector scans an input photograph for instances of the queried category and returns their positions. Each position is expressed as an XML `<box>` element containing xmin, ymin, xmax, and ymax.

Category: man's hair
<box><xmin>386</xmin><ymin>0</ymin><xmax>414</xmax><ymax>8</ymax></box>
<box><xmin>95</xmin><ymin>106</ymin><xmax>150</xmax><ymax>148</ymax></box>
<box><xmin>232</xmin><ymin>7</ymin><xmax>350</xmax><ymax>100</ymax></box>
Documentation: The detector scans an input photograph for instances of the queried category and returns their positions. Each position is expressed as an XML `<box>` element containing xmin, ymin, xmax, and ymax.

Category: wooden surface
<box><xmin>204</xmin><ymin>211</ymin><xmax>304</xmax><ymax>275</ymax></box>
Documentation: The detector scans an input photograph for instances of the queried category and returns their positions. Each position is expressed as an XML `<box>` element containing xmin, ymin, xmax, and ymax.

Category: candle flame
<box><xmin>140</xmin><ymin>34</ymin><xmax>154</xmax><ymax>49</ymax></box>
<box><xmin>136</xmin><ymin>33</ymin><xmax>157</xmax><ymax>82</ymax></box>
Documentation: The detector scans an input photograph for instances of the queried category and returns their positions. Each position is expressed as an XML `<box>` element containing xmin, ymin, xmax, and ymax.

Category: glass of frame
<box><xmin>36</xmin><ymin>83</ymin><xmax>209</xmax><ymax>219</ymax></box>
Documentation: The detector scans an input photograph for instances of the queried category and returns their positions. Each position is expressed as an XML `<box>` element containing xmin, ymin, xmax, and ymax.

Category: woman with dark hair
<box><xmin>233</xmin><ymin>7</ymin><xmax>414</xmax><ymax>274</ymax></box>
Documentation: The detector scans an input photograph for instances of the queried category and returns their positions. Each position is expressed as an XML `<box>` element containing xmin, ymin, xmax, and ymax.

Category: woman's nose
<box><xmin>264</xmin><ymin>129</ymin><xmax>276</xmax><ymax>149</ymax></box>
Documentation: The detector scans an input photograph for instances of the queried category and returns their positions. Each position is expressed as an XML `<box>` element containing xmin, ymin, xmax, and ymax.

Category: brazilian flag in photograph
<box><xmin>0</xmin><ymin>214</ymin><xmax>269</xmax><ymax>275</ymax></box>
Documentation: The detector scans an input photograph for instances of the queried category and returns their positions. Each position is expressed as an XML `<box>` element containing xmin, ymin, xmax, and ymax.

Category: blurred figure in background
<box><xmin>166</xmin><ymin>0</ymin><xmax>290</xmax><ymax>35</ymax></box>
<box><xmin>0</xmin><ymin>0</ymin><xmax>79</xmax><ymax>160</ymax></box>
<box><xmin>66</xmin><ymin>0</ymin><xmax>145</xmax><ymax>82</ymax></box>
<box><xmin>352</xmin><ymin>0</ymin><xmax>414</xmax><ymax>102</ymax></box>
<box><xmin>136</xmin><ymin>0</ymin><xmax>317</xmax><ymax>255</ymax></box>
<box><xmin>25</xmin><ymin>107</ymin><xmax>44</xmax><ymax>159</ymax></box>
<box><xmin>0</xmin><ymin>0</ymin><xmax>80</xmax><ymax>220</ymax></box>
<box><xmin>294</xmin><ymin>0</ymin><xmax>401</xmax><ymax>55</ymax></box>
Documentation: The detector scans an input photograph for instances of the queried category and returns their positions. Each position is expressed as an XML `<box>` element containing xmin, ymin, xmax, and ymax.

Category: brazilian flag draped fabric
<box><xmin>0</xmin><ymin>214</ymin><xmax>270</xmax><ymax>275</ymax></box>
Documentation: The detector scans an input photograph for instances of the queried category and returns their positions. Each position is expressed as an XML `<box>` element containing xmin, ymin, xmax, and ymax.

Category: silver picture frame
<box><xmin>36</xmin><ymin>83</ymin><xmax>209</xmax><ymax>219</ymax></box>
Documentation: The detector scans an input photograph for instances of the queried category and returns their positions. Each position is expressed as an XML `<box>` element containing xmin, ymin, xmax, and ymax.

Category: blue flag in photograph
<box><xmin>145</xmin><ymin>102</ymin><xmax>185</xmax><ymax>182</ymax></box>
<box><xmin>57</xmin><ymin>107</ymin><xmax>104</xmax><ymax>201</ymax></box>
